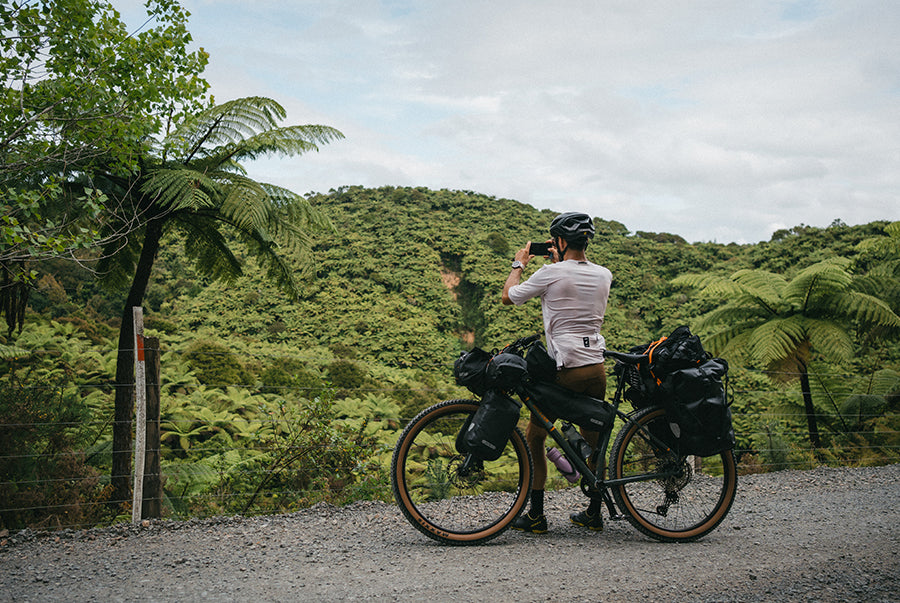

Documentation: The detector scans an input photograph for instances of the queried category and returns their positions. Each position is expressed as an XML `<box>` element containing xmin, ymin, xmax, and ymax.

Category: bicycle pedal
<box><xmin>608</xmin><ymin>514</ymin><xmax>628</xmax><ymax>521</ymax></box>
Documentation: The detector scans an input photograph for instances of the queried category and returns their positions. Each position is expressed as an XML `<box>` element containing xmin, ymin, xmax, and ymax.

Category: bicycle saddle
<box><xmin>603</xmin><ymin>350</ymin><xmax>647</xmax><ymax>365</ymax></box>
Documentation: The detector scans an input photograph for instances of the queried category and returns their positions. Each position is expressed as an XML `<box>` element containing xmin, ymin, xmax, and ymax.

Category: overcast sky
<box><xmin>125</xmin><ymin>1</ymin><xmax>900</xmax><ymax>244</ymax></box>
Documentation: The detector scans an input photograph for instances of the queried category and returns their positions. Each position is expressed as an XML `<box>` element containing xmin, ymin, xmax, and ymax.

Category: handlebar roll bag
<box><xmin>453</xmin><ymin>347</ymin><xmax>493</xmax><ymax>396</ymax></box>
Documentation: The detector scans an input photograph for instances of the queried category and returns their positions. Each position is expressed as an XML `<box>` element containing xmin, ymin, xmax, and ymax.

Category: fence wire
<box><xmin>3</xmin><ymin>347</ymin><xmax>898</xmax><ymax>533</ymax></box>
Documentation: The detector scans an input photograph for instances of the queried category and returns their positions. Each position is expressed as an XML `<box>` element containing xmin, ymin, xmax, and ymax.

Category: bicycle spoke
<box><xmin>391</xmin><ymin>400</ymin><xmax>532</xmax><ymax>545</ymax></box>
<box><xmin>610</xmin><ymin>407</ymin><xmax>737</xmax><ymax>542</ymax></box>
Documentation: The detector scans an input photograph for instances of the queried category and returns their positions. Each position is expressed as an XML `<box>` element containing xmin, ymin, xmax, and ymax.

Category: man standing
<box><xmin>501</xmin><ymin>212</ymin><xmax>613</xmax><ymax>533</ymax></box>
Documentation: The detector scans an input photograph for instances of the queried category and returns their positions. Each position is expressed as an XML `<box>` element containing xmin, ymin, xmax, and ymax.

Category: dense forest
<box><xmin>2</xmin><ymin>185</ymin><xmax>898</xmax><ymax>530</ymax></box>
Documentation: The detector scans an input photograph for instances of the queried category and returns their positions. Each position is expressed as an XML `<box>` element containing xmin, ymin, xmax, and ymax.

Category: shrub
<box><xmin>0</xmin><ymin>378</ymin><xmax>104</xmax><ymax>530</ymax></box>
<box><xmin>184</xmin><ymin>339</ymin><xmax>252</xmax><ymax>387</ymax></box>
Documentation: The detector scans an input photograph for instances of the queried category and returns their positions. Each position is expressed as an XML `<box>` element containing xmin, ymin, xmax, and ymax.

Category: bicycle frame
<box><xmin>514</xmin><ymin>366</ymin><xmax>681</xmax><ymax>518</ymax></box>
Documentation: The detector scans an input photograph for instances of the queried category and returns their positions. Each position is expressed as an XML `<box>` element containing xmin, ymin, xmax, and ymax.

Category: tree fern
<box><xmin>97</xmin><ymin>95</ymin><xmax>344</xmax><ymax>502</ymax></box>
<box><xmin>674</xmin><ymin>256</ymin><xmax>900</xmax><ymax>448</ymax></box>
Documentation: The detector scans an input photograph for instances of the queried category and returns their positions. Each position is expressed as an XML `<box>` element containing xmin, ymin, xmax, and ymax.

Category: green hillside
<box><xmin>3</xmin><ymin>185</ymin><xmax>898</xmax><ymax>529</ymax></box>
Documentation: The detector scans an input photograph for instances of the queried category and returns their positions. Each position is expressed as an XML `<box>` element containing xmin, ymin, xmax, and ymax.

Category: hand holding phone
<box><xmin>529</xmin><ymin>241</ymin><xmax>553</xmax><ymax>256</ymax></box>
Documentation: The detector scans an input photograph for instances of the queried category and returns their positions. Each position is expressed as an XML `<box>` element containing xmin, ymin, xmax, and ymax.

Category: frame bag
<box><xmin>525</xmin><ymin>381</ymin><xmax>615</xmax><ymax>431</ymax></box>
<box><xmin>455</xmin><ymin>390</ymin><xmax>522</xmax><ymax>461</ymax></box>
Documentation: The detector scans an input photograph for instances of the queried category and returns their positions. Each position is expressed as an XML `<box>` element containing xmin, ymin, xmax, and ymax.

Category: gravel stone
<box><xmin>1</xmin><ymin>465</ymin><xmax>898</xmax><ymax>602</ymax></box>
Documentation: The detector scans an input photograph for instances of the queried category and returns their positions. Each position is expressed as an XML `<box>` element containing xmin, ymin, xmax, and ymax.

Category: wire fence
<box><xmin>2</xmin><ymin>346</ymin><xmax>899</xmax><ymax>534</ymax></box>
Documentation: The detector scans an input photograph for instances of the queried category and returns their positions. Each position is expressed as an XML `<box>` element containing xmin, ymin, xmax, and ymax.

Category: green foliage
<box><xmin>0</xmin><ymin>377</ymin><xmax>105</xmax><ymax>530</ymax></box>
<box><xmin>1</xmin><ymin>0</ymin><xmax>210</xmax><ymax>305</ymax></box>
<box><xmin>4</xmin><ymin>184</ymin><xmax>900</xmax><ymax>528</ymax></box>
<box><xmin>259</xmin><ymin>356</ymin><xmax>325</xmax><ymax>396</ymax></box>
<box><xmin>326</xmin><ymin>359</ymin><xmax>368</xmax><ymax>391</ymax></box>
<box><xmin>183</xmin><ymin>339</ymin><xmax>252</xmax><ymax>387</ymax></box>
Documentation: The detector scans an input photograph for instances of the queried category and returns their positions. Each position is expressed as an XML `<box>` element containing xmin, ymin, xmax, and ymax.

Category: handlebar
<box><xmin>500</xmin><ymin>334</ymin><xmax>541</xmax><ymax>356</ymax></box>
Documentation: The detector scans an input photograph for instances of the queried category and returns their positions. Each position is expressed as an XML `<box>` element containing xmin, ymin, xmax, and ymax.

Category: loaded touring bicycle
<box><xmin>391</xmin><ymin>327</ymin><xmax>738</xmax><ymax>545</ymax></box>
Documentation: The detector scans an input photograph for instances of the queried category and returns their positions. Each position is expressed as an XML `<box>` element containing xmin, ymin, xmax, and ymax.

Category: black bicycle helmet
<box><xmin>549</xmin><ymin>212</ymin><xmax>595</xmax><ymax>242</ymax></box>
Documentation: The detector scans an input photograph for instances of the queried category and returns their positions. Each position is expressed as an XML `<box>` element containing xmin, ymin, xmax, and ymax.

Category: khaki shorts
<box><xmin>529</xmin><ymin>362</ymin><xmax>607</xmax><ymax>426</ymax></box>
<box><xmin>556</xmin><ymin>363</ymin><xmax>607</xmax><ymax>398</ymax></box>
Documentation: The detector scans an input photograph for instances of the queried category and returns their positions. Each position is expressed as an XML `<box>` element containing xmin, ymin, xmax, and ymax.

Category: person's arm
<box><xmin>501</xmin><ymin>245</ymin><xmax>534</xmax><ymax>305</ymax></box>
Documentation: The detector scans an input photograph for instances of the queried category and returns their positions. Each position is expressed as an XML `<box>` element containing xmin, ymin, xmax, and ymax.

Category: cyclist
<box><xmin>501</xmin><ymin>212</ymin><xmax>613</xmax><ymax>533</ymax></box>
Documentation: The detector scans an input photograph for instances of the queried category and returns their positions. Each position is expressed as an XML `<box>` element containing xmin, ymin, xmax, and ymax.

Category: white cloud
<box><xmin>127</xmin><ymin>0</ymin><xmax>900</xmax><ymax>243</ymax></box>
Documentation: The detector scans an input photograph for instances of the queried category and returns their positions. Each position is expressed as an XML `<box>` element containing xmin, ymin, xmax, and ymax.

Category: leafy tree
<box><xmin>674</xmin><ymin>257</ymin><xmax>900</xmax><ymax>448</ymax></box>
<box><xmin>1</xmin><ymin>0</ymin><xmax>208</xmax><ymax>335</ymax></box>
<box><xmin>857</xmin><ymin>221</ymin><xmax>900</xmax><ymax>259</ymax></box>
<box><xmin>93</xmin><ymin>96</ymin><xmax>342</xmax><ymax>503</ymax></box>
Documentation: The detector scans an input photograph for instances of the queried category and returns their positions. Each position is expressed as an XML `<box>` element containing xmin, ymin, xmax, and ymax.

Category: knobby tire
<box><xmin>609</xmin><ymin>406</ymin><xmax>737</xmax><ymax>542</ymax></box>
<box><xmin>391</xmin><ymin>399</ymin><xmax>533</xmax><ymax>545</ymax></box>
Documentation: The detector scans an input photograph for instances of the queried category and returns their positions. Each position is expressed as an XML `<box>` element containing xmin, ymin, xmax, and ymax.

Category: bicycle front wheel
<box><xmin>610</xmin><ymin>406</ymin><xmax>737</xmax><ymax>542</ymax></box>
<box><xmin>391</xmin><ymin>399</ymin><xmax>533</xmax><ymax>545</ymax></box>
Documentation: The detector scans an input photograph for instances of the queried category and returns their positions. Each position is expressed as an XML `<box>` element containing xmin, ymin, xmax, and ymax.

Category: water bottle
<box><xmin>561</xmin><ymin>422</ymin><xmax>593</xmax><ymax>462</ymax></box>
<box><xmin>546</xmin><ymin>447</ymin><xmax>580</xmax><ymax>483</ymax></box>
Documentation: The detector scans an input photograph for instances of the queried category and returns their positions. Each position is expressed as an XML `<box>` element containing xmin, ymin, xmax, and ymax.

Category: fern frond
<box><xmin>216</xmin><ymin>173</ymin><xmax>272</xmax><ymax>231</ymax></box>
<box><xmin>857</xmin><ymin>221</ymin><xmax>900</xmax><ymax>255</ymax></box>
<box><xmin>241</xmin><ymin>228</ymin><xmax>304</xmax><ymax>297</ymax></box>
<box><xmin>214</xmin><ymin>125</ymin><xmax>345</xmax><ymax>164</ymax></box>
<box><xmin>671</xmin><ymin>273</ymin><xmax>742</xmax><ymax>298</ymax></box>
<box><xmin>802</xmin><ymin>317</ymin><xmax>853</xmax><ymax>362</ymax></box>
<box><xmin>702</xmin><ymin>325</ymin><xmax>755</xmax><ymax>359</ymax></box>
<box><xmin>746</xmin><ymin>317</ymin><xmax>808</xmax><ymax>366</ymax></box>
<box><xmin>826</xmin><ymin>290</ymin><xmax>900</xmax><ymax>328</ymax></box>
<box><xmin>141</xmin><ymin>167</ymin><xmax>220</xmax><ymax>211</ymax></box>
<box><xmin>172</xmin><ymin>97</ymin><xmax>288</xmax><ymax>159</ymax></box>
<box><xmin>783</xmin><ymin>258</ymin><xmax>853</xmax><ymax>311</ymax></box>
<box><xmin>694</xmin><ymin>303</ymin><xmax>767</xmax><ymax>332</ymax></box>
<box><xmin>865</xmin><ymin>369</ymin><xmax>900</xmax><ymax>396</ymax></box>
<box><xmin>262</xmin><ymin>184</ymin><xmax>334</xmax><ymax>229</ymax></box>
<box><xmin>730</xmin><ymin>269</ymin><xmax>785</xmax><ymax>310</ymax></box>
<box><xmin>175</xmin><ymin>214</ymin><xmax>244</xmax><ymax>282</ymax></box>
<box><xmin>0</xmin><ymin>343</ymin><xmax>29</xmax><ymax>360</ymax></box>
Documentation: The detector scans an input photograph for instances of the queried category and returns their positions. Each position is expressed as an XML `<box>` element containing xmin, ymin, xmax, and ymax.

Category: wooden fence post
<box><xmin>142</xmin><ymin>336</ymin><xmax>162</xmax><ymax>519</ymax></box>
<box><xmin>131</xmin><ymin>308</ymin><xmax>145</xmax><ymax>523</ymax></box>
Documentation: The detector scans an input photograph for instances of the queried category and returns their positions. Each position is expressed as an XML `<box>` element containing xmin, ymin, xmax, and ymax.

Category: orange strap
<box><xmin>646</xmin><ymin>336</ymin><xmax>667</xmax><ymax>385</ymax></box>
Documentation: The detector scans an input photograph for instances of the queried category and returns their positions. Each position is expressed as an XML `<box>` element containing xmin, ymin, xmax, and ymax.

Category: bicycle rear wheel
<box><xmin>391</xmin><ymin>399</ymin><xmax>533</xmax><ymax>545</ymax></box>
<box><xmin>609</xmin><ymin>406</ymin><xmax>737</xmax><ymax>542</ymax></box>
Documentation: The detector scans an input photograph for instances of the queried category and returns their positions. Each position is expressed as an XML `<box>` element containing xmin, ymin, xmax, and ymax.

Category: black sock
<box><xmin>530</xmin><ymin>490</ymin><xmax>545</xmax><ymax>516</ymax></box>
<box><xmin>587</xmin><ymin>498</ymin><xmax>602</xmax><ymax>516</ymax></box>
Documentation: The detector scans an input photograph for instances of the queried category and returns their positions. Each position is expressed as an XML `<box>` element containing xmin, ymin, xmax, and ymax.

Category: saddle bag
<box><xmin>524</xmin><ymin>380</ymin><xmax>615</xmax><ymax>431</ymax></box>
<box><xmin>455</xmin><ymin>389</ymin><xmax>522</xmax><ymax>461</ymax></box>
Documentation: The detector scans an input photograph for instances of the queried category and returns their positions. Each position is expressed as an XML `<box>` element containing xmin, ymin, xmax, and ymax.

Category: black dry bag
<box><xmin>659</xmin><ymin>357</ymin><xmax>736</xmax><ymax>456</ymax></box>
<box><xmin>453</xmin><ymin>347</ymin><xmax>493</xmax><ymax>396</ymax></box>
<box><xmin>525</xmin><ymin>339</ymin><xmax>557</xmax><ymax>383</ymax></box>
<box><xmin>485</xmin><ymin>352</ymin><xmax>529</xmax><ymax>391</ymax></box>
<box><xmin>525</xmin><ymin>381</ymin><xmax>615</xmax><ymax>432</ymax></box>
<box><xmin>455</xmin><ymin>390</ymin><xmax>522</xmax><ymax>461</ymax></box>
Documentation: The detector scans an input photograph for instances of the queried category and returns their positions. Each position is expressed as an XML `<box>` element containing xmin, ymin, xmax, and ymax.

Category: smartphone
<box><xmin>529</xmin><ymin>242</ymin><xmax>553</xmax><ymax>256</ymax></box>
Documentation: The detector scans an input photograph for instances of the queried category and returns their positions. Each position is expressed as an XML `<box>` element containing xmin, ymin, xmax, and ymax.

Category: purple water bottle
<box><xmin>546</xmin><ymin>447</ymin><xmax>580</xmax><ymax>483</ymax></box>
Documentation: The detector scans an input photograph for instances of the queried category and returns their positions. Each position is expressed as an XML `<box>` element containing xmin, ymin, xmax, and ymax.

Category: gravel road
<box><xmin>2</xmin><ymin>464</ymin><xmax>898</xmax><ymax>602</ymax></box>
